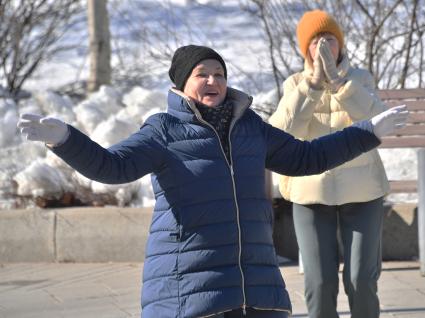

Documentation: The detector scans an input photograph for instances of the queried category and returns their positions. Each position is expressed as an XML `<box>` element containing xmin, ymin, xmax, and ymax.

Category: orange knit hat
<box><xmin>296</xmin><ymin>10</ymin><xmax>344</xmax><ymax>58</ymax></box>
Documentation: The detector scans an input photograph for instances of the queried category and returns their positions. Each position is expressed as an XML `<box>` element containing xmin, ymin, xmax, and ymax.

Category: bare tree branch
<box><xmin>399</xmin><ymin>0</ymin><xmax>418</xmax><ymax>87</ymax></box>
<box><xmin>0</xmin><ymin>0</ymin><xmax>83</xmax><ymax>98</ymax></box>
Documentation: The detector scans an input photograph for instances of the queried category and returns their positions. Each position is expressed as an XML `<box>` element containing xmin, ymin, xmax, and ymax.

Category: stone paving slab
<box><xmin>0</xmin><ymin>261</ymin><xmax>423</xmax><ymax>318</ymax></box>
<box><xmin>284</xmin><ymin>261</ymin><xmax>425</xmax><ymax>318</ymax></box>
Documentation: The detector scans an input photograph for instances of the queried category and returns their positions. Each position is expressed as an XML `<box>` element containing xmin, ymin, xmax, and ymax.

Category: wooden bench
<box><xmin>378</xmin><ymin>88</ymin><xmax>425</xmax><ymax>275</ymax></box>
<box><xmin>378</xmin><ymin>88</ymin><xmax>425</xmax><ymax>194</ymax></box>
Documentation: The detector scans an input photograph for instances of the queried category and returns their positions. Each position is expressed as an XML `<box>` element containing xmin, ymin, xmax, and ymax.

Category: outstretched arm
<box><xmin>18</xmin><ymin>114</ymin><xmax>166</xmax><ymax>184</ymax></box>
<box><xmin>266</xmin><ymin>105</ymin><xmax>408</xmax><ymax>176</ymax></box>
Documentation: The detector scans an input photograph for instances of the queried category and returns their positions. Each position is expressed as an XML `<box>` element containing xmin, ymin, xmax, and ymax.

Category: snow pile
<box><xmin>1</xmin><ymin>85</ymin><xmax>167</xmax><ymax>208</ymax></box>
<box><xmin>0</xmin><ymin>84</ymin><xmax>419</xmax><ymax>209</ymax></box>
<box><xmin>0</xmin><ymin>141</ymin><xmax>47</xmax><ymax>209</ymax></box>
<box><xmin>122</xmin><ymin>86</ymin><xmax>166</xmax><ymax>124</ymax></box>
<box><xmin>33</xmin><ymin>91</ymin><xmax>76</xmax><ymax>123</ymax></box>
<box><xmin>251</xmin><ymin>87</ymin><xmax>280</xmax><ymax>120</ymax></box>
<box><xmin>379</xmin><ymin>148</ymin><xmax>418</xmax><ymax>203</ymax></box>
<box><xmin>14</xmin><ymin>159</ymin><xmax>71</xmax><ymax>198</ymax></box>
<box><xmin>91</xmin><ymin>115</ymin><xmax>139</xmax><ymax>146</ymax></box>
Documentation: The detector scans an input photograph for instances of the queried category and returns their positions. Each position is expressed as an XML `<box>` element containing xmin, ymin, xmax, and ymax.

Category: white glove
<box><xmin>318</xmin><ymin>38</ymin><xmax>345</xmax><ymax>92</ymax></box>
<box><xmin>309</xmin><ymin>44</ymin><xmax>325</xmax><ymax>90</ymax></box>
<box><xmin>370</xmin><ymin>105</ymin><xmax>409</xmax><ymax>139</ymax></box>
<box><xmin>17</xmin><ymin>113</ymin><xmax>70</xmax><ymax>146</ymax></box>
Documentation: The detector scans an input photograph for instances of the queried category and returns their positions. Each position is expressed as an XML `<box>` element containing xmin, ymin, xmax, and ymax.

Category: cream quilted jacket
<box><xmin>269</xmin><ymin>55</ymin><xmax>390</xmax><ymax>205</ymax></box>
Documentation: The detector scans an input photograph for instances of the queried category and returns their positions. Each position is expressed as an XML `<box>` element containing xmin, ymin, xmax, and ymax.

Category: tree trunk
<box><xmin>399</xmin><ymin>0</ymin><xmax>419</xmax><ymax>88</ymax></box>
<box><xmin>87</xmin><ymin>0</ymin><xmax>111</xmax><ymax>92</ymax></box>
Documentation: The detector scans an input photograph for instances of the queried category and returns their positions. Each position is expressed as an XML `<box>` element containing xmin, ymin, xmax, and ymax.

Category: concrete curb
<box><xmin>382</xmin><ymin>203</ymin><xmax>418</xmax><ymax>259</ymax></box>
<box><xmin>0</xmin><ymin>203</ymin><xmax>419</xmax><ymax>262</ymax></box>
<box><xmin>0</xmin><ymin>207</ymin><xmax>153</xmax><ymax>262</ymax></box>
<box><xmin>0</xmin><ymin>209</ymin><xmax>55</xmax><ymax>262</ymax></box>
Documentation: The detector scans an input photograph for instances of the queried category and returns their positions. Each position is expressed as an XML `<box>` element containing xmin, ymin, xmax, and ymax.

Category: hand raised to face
<box><xmin>318</xmin><ymin>38</ymin><xmax>340</xmax><ymax>82</ymax></box>
<box><xmin>309</xmin><ymin>40</ymin><xmax>326</xmax><ymax>90</ymax></box>
<box><xmin>316</xmin><ymin>38</ymin><xmax>347</xmax><ymax>93</ymax></box>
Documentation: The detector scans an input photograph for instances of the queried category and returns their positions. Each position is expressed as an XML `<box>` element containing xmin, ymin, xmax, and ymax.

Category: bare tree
<box><xmin>240</xmin><ymin>0</ymin><xmax>425</xmax><ymax>92</ymax></box>
<box><xmin>418</xmin><ymin>19</ymin><xmax>424</xmax><ymax>87</ymax></box>
<box><xmin>0</xmin><ymin>0</ymin><xmax>82</xmax><ymax>98</ymax></box>
<box><xmin>87</xmin><ymin>0</ymin><xmax>111</xmax><ymax>92</ymax></box>
<box><xmin>399</xmin><ymin>0</ymin><xmax>420</xmax><ymax>88</ymax></box>
<box><xmin>239</xmin><ymin>0</ymin><xmax>303</xmax><ymax>98</ymax></box>
<box><xmin>108</xmin><ymin>1</ymin><xmax>270</xmax><ymax>93</ymax></box>
<box><xmin>108</xmin><ymin>0</ymin><xmax>224</xmax><ymax>89</ymax></box>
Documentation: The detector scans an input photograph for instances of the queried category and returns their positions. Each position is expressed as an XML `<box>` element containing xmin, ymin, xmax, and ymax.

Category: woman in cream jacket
<box><xmin>269</xmin><ymin>10</ymin><xmax>389</xmax><ymax>318</ymax></box>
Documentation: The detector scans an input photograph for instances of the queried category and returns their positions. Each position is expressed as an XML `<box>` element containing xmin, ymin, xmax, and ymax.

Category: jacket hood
<box><xmin>167</xmin><ymin>87</ymin><xmax>253</xmax><ymax>124</ymax></box>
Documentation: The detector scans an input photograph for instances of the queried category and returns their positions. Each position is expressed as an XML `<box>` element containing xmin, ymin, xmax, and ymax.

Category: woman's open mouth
<box><xmin>205</xmin><ymin>92</ymin><xmax>219</xmax><ymax>97</ymax></box>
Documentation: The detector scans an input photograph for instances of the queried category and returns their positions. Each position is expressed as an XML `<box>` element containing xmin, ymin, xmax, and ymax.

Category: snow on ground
<box><xmin>0</xmin><ymin>0</ymin><xmax>417</xmax><ymax>208</ymax></box>
<box><xmin>0</xmin><ymin>86</ymin><xmax>167</xmax><ymax>209</ymax></box>
<box><xmin>24</xmin><ymin>0</ymin><xmax>274</xmax><ymax>95</ymax></box>
<box><xmin>2</xmin><ymin>84</ymin><xmax>418</xmax><ymax>208</ymax></box>
<box><xmin>379</xmin><ymin>148</ymin><xmax>418</xmax><ymax>203</ymax></box>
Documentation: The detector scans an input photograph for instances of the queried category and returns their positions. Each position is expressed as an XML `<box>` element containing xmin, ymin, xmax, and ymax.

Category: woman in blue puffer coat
<box><xmin>17</xmin><ymin>45</ymin><xmax>408</xmax><ymax>318</ymax></box>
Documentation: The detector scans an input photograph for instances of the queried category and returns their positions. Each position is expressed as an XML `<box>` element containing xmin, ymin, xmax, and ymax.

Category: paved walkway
<box><xmin>0</xmin><ymin>261</ymin><xmax>424</xmax><ymax>318</ymax></box>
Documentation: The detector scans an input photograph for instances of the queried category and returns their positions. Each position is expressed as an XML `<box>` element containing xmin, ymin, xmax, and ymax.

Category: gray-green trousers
<box><xmin>293</xmin><ymin>197</ymin><xmax>384</xmax><ymax>318</ymax></box>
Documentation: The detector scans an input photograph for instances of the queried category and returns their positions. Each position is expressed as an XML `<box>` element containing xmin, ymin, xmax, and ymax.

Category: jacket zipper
<box><xmin>227</xmin><ymin>119</ymin><xmax>247</xmax><ymax>315</ymax></box>
<box><xmin>189</xmin><ymin>100</ymin><xmax>248</xmax><ymax>315</ymax></box>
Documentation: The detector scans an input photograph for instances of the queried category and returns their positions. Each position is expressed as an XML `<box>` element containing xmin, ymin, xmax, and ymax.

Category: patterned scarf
<box><xmin>196</xmin><ymin>99</ymin><xmax>234</xmax><ymax>162</ymax></box>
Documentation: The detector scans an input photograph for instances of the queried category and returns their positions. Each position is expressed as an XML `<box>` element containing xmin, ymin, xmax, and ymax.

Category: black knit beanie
<box><xmin>168</xmin><ymin>45</ymin><xmax>227</xmax><ymax>91</ymax></box>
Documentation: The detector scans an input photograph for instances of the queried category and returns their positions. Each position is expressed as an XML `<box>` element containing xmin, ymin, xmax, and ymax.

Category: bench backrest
<box><xmin>378</xmin><ymin>89</ymin><xmax>425</xmax><ymax>148</ymax></box>
<box><xmin>377</xmin><ymin>89</ymin><xmax>425</xmax><ymax>193</ymax></box>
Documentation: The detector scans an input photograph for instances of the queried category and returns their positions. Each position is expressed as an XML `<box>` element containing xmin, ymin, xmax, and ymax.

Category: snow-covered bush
<box><xmin>2</xmin><ymin>85</ymin><xmax>168</xmax><ymax>209</ymax></box>
<box><xmin>122</xmin><ymin>86</ymin><xmax>166</xmax><ymax>122</ymax></box>
<box><xmin>91</xmin><ymin>116</ymin><xmax>139</xmax><ymax>146</ymax></box>
<box><xmin>33</xmin><ymin>90</ymin><xmax>76</xmax><ymax>123</ymax></box>
<box><xmin>14</xmin><ymin>159</ymin><xmax>72</xmax><ymax>198</ymax></box>
<box><xmin>1</xmin><ymin>82</ymin><xmax>418</xmax><ymax>209</ymax></box>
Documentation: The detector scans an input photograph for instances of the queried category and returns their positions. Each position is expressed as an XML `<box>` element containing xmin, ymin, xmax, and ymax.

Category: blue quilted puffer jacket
<box><xmin>52</xmin><ymin>87</ymin><xmax>380</xmax><ymax>318</ymax></box>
